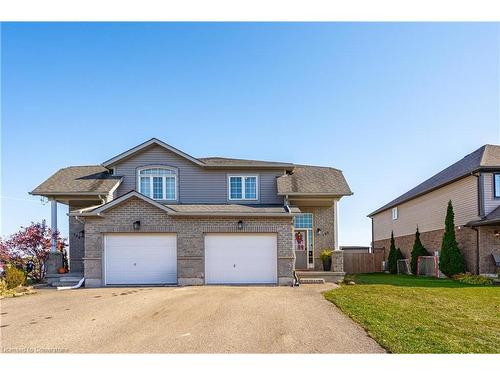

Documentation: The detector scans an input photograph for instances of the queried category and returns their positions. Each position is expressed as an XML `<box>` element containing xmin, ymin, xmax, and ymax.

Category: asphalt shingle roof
<box><xmin>30</xmin><ymin>166</ymin><xmax>122</xmax><ymax>195</ymax></box>
<box><xmin>277</xmin><ymin>165</ymin><xmax>352</xmax><ymax>196</ymax></box>
<box><xmin>467</xmin><ymin>205</ymin><xmax>500</xmax><ymax>226</ymax></box>
<box><xmin>165</xmin><ymin>204</ymin><xmax>300</xmax><ymax>214</ymax></box>
<box><xmin>198</xmin><ymin>157</ymin><xmax>294</xmax><ymax>168</ymax></box>
<box><xmin>32</xmin><ymin>138</ymin><xmax>352</xmax><ymax>197</ymax></box>
<box><xmin>369</xmin><ymin>144</ymin><xmax>500</xmax><ymax>217</ymax></box>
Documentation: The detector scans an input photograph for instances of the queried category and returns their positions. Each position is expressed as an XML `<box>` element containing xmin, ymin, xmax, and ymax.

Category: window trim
<box><xmin>227</xmin><ymin>175</ymin><xmax>259</xmax><ymax>201</ymax></box>
<box><xmin>392</xmin><ymin>207</ymin><xmax>398</xmax><ymax>220</ymax></box>
<box><xmin>494</xmin><ymin>173</ymin><xmax>500</xmax><ymax>199</ymax></box>
<box><xmin>136</xmin><ymin>166</ymin><xmax>178</xmax><ymax>201</ymax></box>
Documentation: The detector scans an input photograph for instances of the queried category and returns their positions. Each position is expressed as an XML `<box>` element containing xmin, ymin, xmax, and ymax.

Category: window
<box><xmin>392</xmin><ymin>207</ymin><xmax>398</xmax><ymax>220</ymax></box>
<box><xmin>138</xmin><ymin>167</ymin><xmax>177</xmax><ymax>200</ymax></box>
<box><xmin>228</xmin><ymin>175</ymin><xmax>258</xmax><ymax>200</ymax></box>
<box><xmin>495</xmin><ymin>174</ymin><xmax>500</xmax><ymax>198</ymax></box>
<box><xmin>294</xmin><ymin>213</ymin><xmax>313</xmax><ymax>229</ymax></box>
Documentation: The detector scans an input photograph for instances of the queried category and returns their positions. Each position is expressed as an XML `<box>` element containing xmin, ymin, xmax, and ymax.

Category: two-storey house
<box><xmin>369</xmin><ymin>144</ymin><xmax>500</xmax><ymax>275</ymax></box>
<box><xmin>31</xmin><ymin>138</ymin><xmax>352</xmax><ymax>286</ymax></box>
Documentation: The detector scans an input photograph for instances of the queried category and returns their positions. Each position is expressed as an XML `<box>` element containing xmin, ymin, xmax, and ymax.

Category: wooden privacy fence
<box><xmin>343</xmin><ymin>248</ymin><xmax>385</xmax><ymax>274</ymax></box>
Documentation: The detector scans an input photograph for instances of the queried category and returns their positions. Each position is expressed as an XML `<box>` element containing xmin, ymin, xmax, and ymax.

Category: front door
<box><xmin>294</xmin><ymin>230</ymin><xmax>311</xmax><ymax>270</ymax></box>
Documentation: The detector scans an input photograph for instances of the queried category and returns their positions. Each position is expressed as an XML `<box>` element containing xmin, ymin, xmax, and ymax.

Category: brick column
<box><xmin>332</xmin><ymin>250</ymin><xmax>344</xmax><ymax>272</ymax></box>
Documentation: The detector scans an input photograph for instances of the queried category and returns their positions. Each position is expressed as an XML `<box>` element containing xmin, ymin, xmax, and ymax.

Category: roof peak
<box><xmin>368</xmin><ymin>144</ymin><xmax>500</xmax><ymax>217</ymax></box>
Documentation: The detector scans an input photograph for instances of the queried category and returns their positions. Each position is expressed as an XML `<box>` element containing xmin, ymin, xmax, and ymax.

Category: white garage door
<box><xmin>205</xmin><ymin>233</ymin><xmax>277</xmax><ymax>284</ymax></box>
<box><xmin>104</xmin><ymin>233</ymin><xmax>177</xmax><ymax>285</ymax></box>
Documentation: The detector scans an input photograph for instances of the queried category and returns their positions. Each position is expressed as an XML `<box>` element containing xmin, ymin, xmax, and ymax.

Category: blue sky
<box><xmin>1</xmin><ymin>22</ymin><xmax>499</xmax><ymax>245</ymax></box>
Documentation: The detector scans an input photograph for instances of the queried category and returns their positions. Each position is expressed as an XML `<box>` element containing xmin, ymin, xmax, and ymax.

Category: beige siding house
<box><xmin>369</xmin><ymin>145</ymin><xmax>500</xmax><ymax>275</ymax></box>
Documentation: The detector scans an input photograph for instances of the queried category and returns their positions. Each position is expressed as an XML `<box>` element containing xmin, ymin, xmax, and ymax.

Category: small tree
<box><xmin>0</xmin><ymin>221</ymin><xmax>67</xmax><ymax>282</ymax></box>
<box><xmin>388</xmin><ymin>231</ymin><xmax>398</xmax><ymax>274</ymax></box>
<box><xmin>410</xmin><ymin>227</ymin><xmax>429</xmax><ymax>274</ymax></box>
<box><xmin>439</xmin><ymin>200</ymin><xmax>465</xmax><ymax>277</ymax></box>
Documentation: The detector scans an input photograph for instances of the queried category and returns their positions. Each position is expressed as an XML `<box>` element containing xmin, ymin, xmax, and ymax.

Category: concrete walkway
<box><xmin>1</xmin><ymin>284</ymin><xmax>384</xmax><ymax>353</ymax></box>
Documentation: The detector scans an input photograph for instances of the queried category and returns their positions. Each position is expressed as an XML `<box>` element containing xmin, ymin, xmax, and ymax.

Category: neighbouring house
<box><xmin>368</xmin><ymin>144</ymin><xmax>500</xmax><ymax>275</ymax></box>
<box><xmin>31</xmin><ymin>138</ymin><xmax>352</xmax><ymax>286</ymax></box>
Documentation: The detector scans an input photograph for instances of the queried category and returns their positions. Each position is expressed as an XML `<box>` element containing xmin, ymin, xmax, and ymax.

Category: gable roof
<box><xmin>102</xmin><ymin>138</ymin><xmax>206</xmax><ymax>168</ymax></box>
<box><xmin>30</xmin><ymin>166</ymin><xmax>122</xmax><ymax>196</ymax></box>
<box><xmin>34</xmin><ymin>138</ymin><xmax>351</xmax><ymax>198</ymax></box>
<box><xmin>102</xmin><ymin>138</ymin><xmax>295</xmax><ymax>169</ymax></box>
<box><xmin>277</xmin><ymin>165</ymin><xmax>352</xmax><ymax>196</ymax></box>
<box><xmin>368</xmin><ymin>144</ymin><xmax>500</xmax><ymax>217</ymax></box>
<box><xmin>69</xmin><ymin>191</ymin><xmax>176</xmax><ymax>216</ymax></box>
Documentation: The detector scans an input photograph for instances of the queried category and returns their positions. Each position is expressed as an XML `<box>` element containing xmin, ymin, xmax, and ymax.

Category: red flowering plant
<box><xmin>0</xmin><ymin>221</ymin><xmax>68</xmax><ymax>282</ymax></box>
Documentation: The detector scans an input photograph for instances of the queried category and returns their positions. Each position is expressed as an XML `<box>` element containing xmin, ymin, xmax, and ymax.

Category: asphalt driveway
<box><xmin>1</xmin><ymin>284</ymin><xmax>383</xmax><ymax>353</ymax></box>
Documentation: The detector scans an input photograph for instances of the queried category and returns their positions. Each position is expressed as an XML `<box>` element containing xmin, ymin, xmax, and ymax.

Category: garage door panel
<box><xmin>205</xmin><ymin>234</ymin><xmax>277</xmax><ymax>284</ymax></box>
<box><xmin>105</xmin><ymin>234</ymin><xmax>177</xmax><ymax>285</ymax></box>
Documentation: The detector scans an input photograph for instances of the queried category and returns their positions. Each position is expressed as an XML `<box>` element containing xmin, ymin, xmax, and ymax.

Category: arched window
<box><xmin>138</xmin><ymin>167</ymin><xmax>177</xmax><ymax>200</ymax></box>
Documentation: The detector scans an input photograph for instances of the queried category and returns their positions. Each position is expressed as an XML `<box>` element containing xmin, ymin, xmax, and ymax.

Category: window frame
<box><xmin>136</xmin><ymin>166</ymin><xmax>178</xmax><ymax>201</ymax></box>
<box><xmin>494</xmin><ymin>173</ymin><xmax>500</xmax><ymax>199</ymax></box>
<box><xmin>227</xmin><ymin>175</ymin><xmax>259</xmax><ymax>201</ymax></box>
<box><xmin>392</xmin><ymin>207</ymin><xmax>398</xmax><ymax>220</ymax></box>
<box><xmin>293</xmin><ymin>213</ymin><xmax>314</xmax><ymax>269</ymax></box>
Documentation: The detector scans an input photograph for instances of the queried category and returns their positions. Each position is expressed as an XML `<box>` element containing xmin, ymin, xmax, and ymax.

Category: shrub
<box><xmin>319</xmin><ymin>249</ymin><xmax>333</xmax><ymax>261</ymax></box>
<box><xmin>0</xmin><ymin>279</ymin><xmax>7</xmax><ymax>294</ymax></box>
<box><xmin>3</xmin><ymin>265</ymin><xmax>26</xmax><ymax>289</ymax></box>
<box><xmin>342</xmin><ymin>275</ymin><xmax>356</xmax><ymax>284</ymax></box>
<box><xmin>440</xmin><ymin>201</ymin><xmax>465</xmax><ymax>277</ymax></box>
<box><xmin>0</xmin><ymin>221</ymin><xmax>68</xmax><ymax>282</ymax></box>
<box><xmin>388</xmin><ymin>231</ymin><xmax>398</xmax><ymax>274</ymax></box>
<box><xmin>410</xmin><ymin>227</ymin><xmax>429</xmax><ymax>274</ymax></box>
<box><xmin>453</xmin><ymin>273</ymin><xmax>493</xmax><ymax>286</ymax></box>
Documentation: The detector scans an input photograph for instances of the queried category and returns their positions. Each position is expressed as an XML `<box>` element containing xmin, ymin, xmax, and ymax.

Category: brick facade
<box><xmin>82</xmin><ymin>197</ymin><xmax>295</xmax><ymax>287</ymax></box>
<box><xmin>477</xmin><ymin>226</ymin><xmax>500</xmax><ymax>274</ymax></box>
<box><xmin>373</xmin><ymin>226</ymin><xmax>485</xmax><ymax>274</ymax></box>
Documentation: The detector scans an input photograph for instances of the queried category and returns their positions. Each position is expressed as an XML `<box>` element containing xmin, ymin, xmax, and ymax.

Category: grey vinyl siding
<box><xmin>482</xmin><ymin>172</ymin><xmax>500</xmax><ymax>215</ymax></box>
<box><xmin>113</xmin><ymin>145</ymin><xmax>284</xmax><ymax>205</ymax></box>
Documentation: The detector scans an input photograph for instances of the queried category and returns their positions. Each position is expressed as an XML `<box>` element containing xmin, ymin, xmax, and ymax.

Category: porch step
<box><xmin>46</xmin><ymin>272</ymin><xmax>83</xmax><ymax>279</ymax></box>
<box><xmin>59</xmin><ymin>276</ymin><xmax>83</xmax><ymax>282</ymax></box>
<box><xmin>296</xmin><ymin>271</ymin><xmax>345</xmax><ymax>284</ymax></box>
<box><xmin>51</xmin><ymin>280</ymin><xmax>83</xmax><ymax>287</ymax></box>
<box><xmin>45</xmin><ymin>273</ymin><xmax>84</xmax><ymax>287</ymax></box>
<box><xmin>299</xmin><ymin>278</ymin><xmax>325</xmax><ymax>284</ymax></box>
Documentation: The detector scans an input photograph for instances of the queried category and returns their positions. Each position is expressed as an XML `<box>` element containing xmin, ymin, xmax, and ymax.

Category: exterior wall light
<box><xmin>494</xmin><ymin>230</ymin><xmax>499</xmax><ymax>238</ymax></box>
<box><xmin>133</xmin><ymin>220</ymin><xmax>141</xmax><ymax>231</ymax></box>
<box><xmin>237</xmin><ymin>220</ymin><xmax>243</xmax><ymax>230</ymax></box>
<box><xmin>316</xmin><ymin>228</ymin><xmax>322</xmax><ymax>235</ymax></box>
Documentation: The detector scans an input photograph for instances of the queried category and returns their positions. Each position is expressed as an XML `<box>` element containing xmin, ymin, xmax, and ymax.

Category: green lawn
<box><xmin>323</xmin><ymin>274</ymin><xmax>500</xmax><ymax>353</ymax></box>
